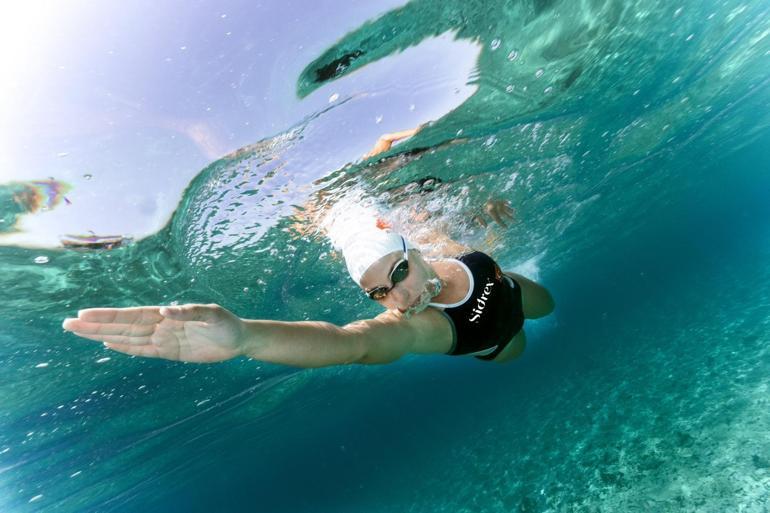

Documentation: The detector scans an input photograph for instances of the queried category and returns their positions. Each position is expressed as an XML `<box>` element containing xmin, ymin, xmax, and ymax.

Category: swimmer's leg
<box><xmin>492</xmin><ymin>329</ymin><xmax>527</xmax><ymax>363</ymax></box>
<box><xmin>505</xmin><ymin>272</ymin><xmax>555</xmax><ymax>319</ymax></box>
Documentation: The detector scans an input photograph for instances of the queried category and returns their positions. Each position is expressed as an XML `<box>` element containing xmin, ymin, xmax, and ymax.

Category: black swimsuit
<box><xmin>430</xmin><ymin>252</ymin><xmax>525</xmax><ymax>360</ymax></box>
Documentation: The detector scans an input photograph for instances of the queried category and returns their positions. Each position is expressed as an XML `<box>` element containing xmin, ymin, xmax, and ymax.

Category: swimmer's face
<box><xmin>359</xmin><ymin>249</ymin><xmax>433</xmax><ymax>315</ymax></box>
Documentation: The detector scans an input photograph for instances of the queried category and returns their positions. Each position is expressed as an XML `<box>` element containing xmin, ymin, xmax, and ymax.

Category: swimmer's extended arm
<box><xmin>240</xmin><ymin>307</ymin><xmax>450</xmax><ymax>366</ymax></box>
<box><xmin>62</xmin><ymin>303</ymin><xmax>451</xmax><ymax>368</ymax></box>
<box><xmin>363</xmin><ymin>126</ymin><xmax>422</xmax><ymax>159</ymax></box>
<box><xmin>378</xmin><ymin>128</ymin><xmax>421</xmax><ymax>142</ymax></box>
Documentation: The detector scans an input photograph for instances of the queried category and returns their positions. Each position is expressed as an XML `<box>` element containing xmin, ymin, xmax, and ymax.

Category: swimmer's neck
<box><xmin>428</xmin><ymin>259</ymin><xmax>471</xmax><ymax>305</ymax></box>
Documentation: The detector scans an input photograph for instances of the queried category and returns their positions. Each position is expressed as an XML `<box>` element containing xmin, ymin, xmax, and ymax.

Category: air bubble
<box><xmin>83</xmin><ymin>173</ymin><xmax>92</xmax><ymax>180</ymax></box>
<box><xmin>328</xmin><ymin>93</ymin><xmax>339</xmax><ymax>103</ymax></box>
<box><xmin>375</xmin><ymin>115</ymin><xmax>383</xmax><ymax>124</ymax></box>
<box><xmin>544</xmin><ymin>86</ymin><xmax>553</xmax><ymax>94</ymax></box>
<box><xmin>34</xmin><ymin>256</ymin><xmax>49</xmax><ymax>264</ymax></box>
<box><xmin>507</xmin><ymin>50</ymin><xmax>519</xmax><ymax>61</ymax></box>
<box><xmin>490</xmin><ymin>39</ymin><xmax>501</xmax><ymax>51</ymax></box>
<box><xmin>535</xmin><ymin>69</ymin><xmax>544</xmax><ymax>79</ymax></box>
<box><xmin>505</xmin><ymin>85</ymin><xmax>514</xmax><ymax>93</ymax></box>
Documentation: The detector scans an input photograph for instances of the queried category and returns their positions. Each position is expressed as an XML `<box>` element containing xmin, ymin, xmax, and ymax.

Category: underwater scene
<box><xmin>1</xmin><ymin>0</ymin><xmax>770</xmax><ymax>511</ymax></box>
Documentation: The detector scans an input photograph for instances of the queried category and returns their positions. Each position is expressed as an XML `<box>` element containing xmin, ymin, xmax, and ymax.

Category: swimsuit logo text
<box><xmin>469</xmin><ymin>280</ymin><xmax>495</xmax><ymax>323</ymax></box>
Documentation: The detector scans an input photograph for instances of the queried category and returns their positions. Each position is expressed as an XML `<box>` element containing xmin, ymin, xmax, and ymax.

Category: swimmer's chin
<box><xmin>391</xmin><ymin>303</ymin><xmax>430</xmax><ymax>320</ymax></box>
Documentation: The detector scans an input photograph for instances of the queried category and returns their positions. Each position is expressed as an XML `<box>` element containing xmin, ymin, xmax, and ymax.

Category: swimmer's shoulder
<box><xmin>356</xmin><ymin>308</ymin><xmax>454</xmax><ymax>357</ymax></box>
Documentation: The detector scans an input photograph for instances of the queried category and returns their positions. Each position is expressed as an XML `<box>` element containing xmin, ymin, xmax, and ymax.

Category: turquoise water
<box><xmin>2</xmin><ymin>0</ymin><xmax>770</xmax><ymax>511</ymax></box>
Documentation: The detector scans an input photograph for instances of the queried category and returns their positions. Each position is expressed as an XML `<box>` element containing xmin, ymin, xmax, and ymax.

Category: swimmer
<box><xmin>62</xmin><ymin>229</ymin><xmax>554</xmax><ymax>367</ymax></box>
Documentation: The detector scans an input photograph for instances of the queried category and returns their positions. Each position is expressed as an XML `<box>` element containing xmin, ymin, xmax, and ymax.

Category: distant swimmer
<box><xmin>62</xmin><ymin>228</ymin><xmax>554</xmax><ymax>367</ymax></box>
<box><xmin>60</xmin><ymin>233</ymin><xmax>131</xmax><ymax>250</ymax></box>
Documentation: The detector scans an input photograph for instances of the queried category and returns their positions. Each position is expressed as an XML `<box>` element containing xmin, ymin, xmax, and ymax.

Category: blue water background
<box><xmin>1</xmin><ymin>0</ymin><xmax>769</xmax><ymax>512</ymax></box>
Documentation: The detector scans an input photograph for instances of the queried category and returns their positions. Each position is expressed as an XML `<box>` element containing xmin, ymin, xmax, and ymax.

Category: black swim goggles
<box><xmin>364</xmin><ymin>236</ymin><xmax>409</xmax><ymax>301</ymax></box>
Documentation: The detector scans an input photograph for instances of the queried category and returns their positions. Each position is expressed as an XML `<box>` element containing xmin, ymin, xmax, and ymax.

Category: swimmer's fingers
<box><xmin>499</xmin><ymin>205</ymin><xmax>515</xmax><ymax>227</ymax></box>
<box><xmin>485</xmin><ymin>202</ymin><xmax>507</xmax><ymax>228</ymax></box>
<box><xmin>63</xmin><ymin>319</ymin><xmax>156</xmax><ymax>337</ymax></box>
<box><xmin>499</xmin><ymin>201</ymin><xmax>515</xmax><ymax>218</ymax></box>
<box><xmin>484</xmin><ymin>200</ymin><xmax>515</xmax><ymax>227</ymax></box>
<box><xmin>103</xmin><ymin>342</ymin><xmax>163</xmax><ymax>358</ymax></box>
<box><xmin>76</xmin><ymin>306</ymin><xmax>164</xmax><ymax>325</ymax></box>
<box><xmin>472</xmin><ymin>214</ymin><xmax>488</xmax><ymax>228</ymax></box>
<box><xmin>490</xmin><ymin>211</ymin><xmax>507</xmax><ymax>227</ymax></box>
<box><xmin>68</xmin><ymin>331</ymin><xmax>152</xmax><ymax>346</ymax></box>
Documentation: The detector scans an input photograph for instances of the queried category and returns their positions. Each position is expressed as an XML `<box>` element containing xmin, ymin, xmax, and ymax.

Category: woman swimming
<box><xmin>62</xmin><ymin>228</ymin><xmax>554</xmax><ymax>367</ymax></box>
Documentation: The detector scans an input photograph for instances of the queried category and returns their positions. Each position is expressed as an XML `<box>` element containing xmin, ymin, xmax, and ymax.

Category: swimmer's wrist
<box><xmin>236</xmin><ymin>320</ymin><xmax>267</xmax><ymax>359</ymax></box>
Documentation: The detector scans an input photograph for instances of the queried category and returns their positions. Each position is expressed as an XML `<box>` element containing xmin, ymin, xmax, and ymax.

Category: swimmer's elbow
<box><xmin>360</xmin><ymin>340</ymin><xmax>409</xmax><ymax>364</ymax></box>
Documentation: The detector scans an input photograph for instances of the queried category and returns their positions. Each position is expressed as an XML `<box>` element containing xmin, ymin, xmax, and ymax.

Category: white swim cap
<box><xmin>342</xmin><ymin>229</ymin><xmax>414</xmax><ymax>285</ymax></box>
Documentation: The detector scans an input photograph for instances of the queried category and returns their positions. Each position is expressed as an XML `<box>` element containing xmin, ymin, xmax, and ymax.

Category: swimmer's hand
<box><xmin>62</xmin><ymin>304</ymin><xmax>246</xmax><ymax>363</ymax></box>
<box><xmin>472</xmin><ymin>199</ymin><xmax>515</xmax><ymax>228</ymax></box>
